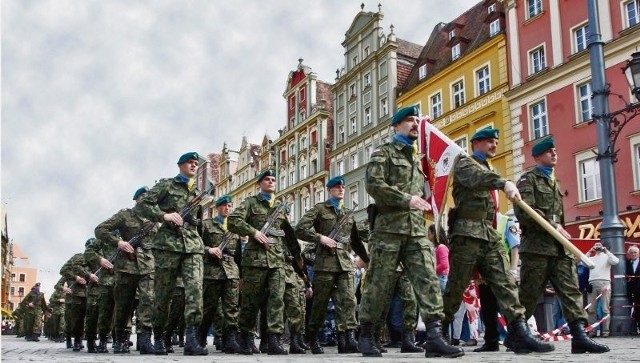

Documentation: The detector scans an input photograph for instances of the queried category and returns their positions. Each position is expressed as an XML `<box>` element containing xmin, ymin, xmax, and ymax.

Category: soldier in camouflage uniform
<box><xmin>295</xmin><ymin>175</ymin><xmax>369</xmax><ymax>354</ymax></box>
<box><xmin>228</xmin><ymin>169</ymin><xmax>302</xmax><ymax>355</ymax></box>
<box><xmin>444</xmin><ymin>128</ymin><xmax>554</xmax><ymax>354</ymax></box>
<box><xmin>516</xmin><ymin>137</ymin><xmax>609</xmax><ymax>354</ymax></box>
<box><xmin>198</xmin><ymin>194</ymin><xmax>242</xmax><ymax>354</ymax></box>
<box><xmin>20</xmin><ymin>282</ymin><xmax>47</xmax><ymax>341</ymax></box>
<box><xmin>164</xmin><ymin>276</ymin><xmax>186</xmax><ymax>353</ymax></box>
<box><xmin>83</xmin><ymin>267</ymin><xmax>101</xmax><ymax>353</ymax></box>
<box><xmin>47</xmin><ymin>288</ymin><xmax>65</xmax><ymax>342</ymax></box>
<box><xmin>283</xmin><ymin>244</ymin><xmax>310</xmax><ymax>354</ymax></box>
<box><xmin>137</xmin><ymin>152</ymin><xmax>208</xmax><ymax>356</ymax></box>
<box><xmin>95</xmin><ymin>186</ymin><xmax>157</xmax><ymax>354</ymax></box>
<box><xmin>59</xmin><ymin>248</ymin><xmax>97</xmax><ymax>351</ymax></box>
<box><xmin>359</xmin><ymin>106</ymin><xmax>463</xmax><ymax>358</ymax></box>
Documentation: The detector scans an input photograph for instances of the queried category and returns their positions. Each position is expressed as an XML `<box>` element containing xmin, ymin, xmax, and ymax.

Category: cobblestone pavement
<box><xmin>1</xmin><ymin>334</ymin><xmax>638</xmax><ymax>362</ymax></box>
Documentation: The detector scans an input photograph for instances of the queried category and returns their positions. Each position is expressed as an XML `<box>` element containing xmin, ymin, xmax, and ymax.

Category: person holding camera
<box><xmin>587</xmin><ymin>242</ymin><xmax>619</xmax><ymax>337</ymax></box>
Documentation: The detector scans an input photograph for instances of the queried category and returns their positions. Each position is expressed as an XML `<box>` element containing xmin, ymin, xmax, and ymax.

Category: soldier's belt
<box><xmin>267</xmin><ymin>228</ymin><xmax>285</xmax><ymax>237</ymax></box>
<box><xmin>221</xmin><ymin>255</ymin><xmax>234</xmax><ymax>262</ymax></box>
<box><xmin>335</xmin><ymin>237</ymin><xmax>350</xmax><ymax>250</ymax></box>
<box><xmin>456</xmin><ymin>209</ymin><xmax>495</xmax><ymax>221</ymax></box>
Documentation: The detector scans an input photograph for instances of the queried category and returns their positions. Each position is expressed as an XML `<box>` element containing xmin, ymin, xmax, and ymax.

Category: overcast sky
<box><xmin>2</xmin><ymin>0</ymin><xmax>479</xmax><ymax>298</ymax></box>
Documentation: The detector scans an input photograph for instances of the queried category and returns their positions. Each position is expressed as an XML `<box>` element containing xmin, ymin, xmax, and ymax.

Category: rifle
<box><xmin>207</xmin><ymin>230</ymin><xmax>235</xmax><ymax>263</ymax></box>
<box><xmin>258</xmin><ymin>197</ymin><xmax>290</xmax><ymax>243</ymax></box>
<box><xmin>124</xmin><ymin>220</ymin><xmax>158</xmax><ymax>261</ymax></box>
<box><xmin>291</xmin><ymin>256</ymin><xmax>312</xmax><ymax>289</ymax></box>
<box><xmin>326</xmin><ymin>201</ymin><xmax>358</xmax><ymax>254</ymax></box>
<box><xmin>176</xmin><ymin>183</ymin><xmax>216</xmax><ymax>229</ymax></box>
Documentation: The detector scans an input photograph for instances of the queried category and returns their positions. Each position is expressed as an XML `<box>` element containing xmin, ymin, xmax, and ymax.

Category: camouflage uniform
<box><xmin>137</xmin><ymin>177</ymin><xmax>205</xmax><ymax>353</ymax></box>
<box><xmin>84</xmin><ymin>238</ymin><xmax>116</xmax><ymax>352</ymax></box>
<box><xmin>227</xmin><ymin>193</ymin><xmax>301</xmax><ymax>353</ymax></box>
<box><xmin>164</xmin><ymin>276</ymin><xmax>186</xmax><ymax>352</ymax></box>
<box><xmin>198</xmin><ymin>216</ymin><xmax>241</xmax><ymax>352</ymax></box>
<box><xmin>95</xmin><ymin>207</ymin><xmax>156</xmax><ymax>352</ymax></box>
<box><xmin>295</xmin><ymin>200</ymin><xmax>369</xmax><ymax>353</ymax></box>
<box><xmin>20</xmin><ymin>287</ymin><xmax>47</xmax><ymax>340</ymax></box>
<box><xmin>48</xmin><ymin>289</ymin><xmax>66</xmax><ymax>342</ymax></box>
<box><xmin>84</xmin><ymin>279</ymin><xmax>100</xmax><ymax>351</ymax></box>
<box><xmin>60</xmin><ymin>253</ymin><xmax>91</xmax><ymax>350</ymax></box>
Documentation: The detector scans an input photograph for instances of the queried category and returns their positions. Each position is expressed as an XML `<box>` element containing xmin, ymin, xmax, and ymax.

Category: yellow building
<box><xmin>397</xmin><ymin>0</ymin><xmax>513</xmax><ymax>212</ymax></box>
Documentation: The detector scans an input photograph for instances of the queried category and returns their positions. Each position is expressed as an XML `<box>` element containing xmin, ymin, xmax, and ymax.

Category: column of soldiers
<box><xmin>32</xmin><ymin>106</ymin><xmax>611</xmax><ymax>358</ymax></box>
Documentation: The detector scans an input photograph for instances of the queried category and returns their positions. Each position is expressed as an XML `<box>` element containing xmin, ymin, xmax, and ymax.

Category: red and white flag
<box><xmin>419</xmin><ymin>116</ymin><xmax>466</xmax><ymax>221</ymax></box>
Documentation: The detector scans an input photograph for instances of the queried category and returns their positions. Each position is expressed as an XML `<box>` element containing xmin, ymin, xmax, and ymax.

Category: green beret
<box><xmin>177</xmin><ymin>152</ymin><xmax>199</xmax><ymax>165</ymax></box>
<box><xmin>85</xmin><ymin>237</ymin><xmax>96</xmax><ymax>247</ymax></box>
<box><xmin>532</xmin><ymin>137</ymin><xmax>555</xmax><ymax>156</ymax></box>
<box><xmin>391</xmin><ymin>106</ymin><xmax>419</xmax><ymax>125</ymax></box>
<box><xmin>326</xmin><ymin>176</ymin><xmax>345</xmax><ymax>188</ymax></box>
<box><xmin>132</xmin><ymin>186</ymin><xmax>149</xmax><ymax>200</ymax></box>
<box><xmin>215</xmin><ymin>194</ymin><xmax>232</xmax><ymax>207</ymax></box>
<box><xmin>471</xmin><ymin>128</ymin><xmax>499</xmax><ymax>141</ymax></box>
<box><xmin>257</xmin><ymin>169</ymin><xmax>276</xmax><ymax>183</ymax></box>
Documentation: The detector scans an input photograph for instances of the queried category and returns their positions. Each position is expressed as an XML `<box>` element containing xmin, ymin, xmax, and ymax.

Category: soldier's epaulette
<box><xmin>370</xmin><ymin>147</ymin><xmax>385</xmax><ymax>158</ymax></box>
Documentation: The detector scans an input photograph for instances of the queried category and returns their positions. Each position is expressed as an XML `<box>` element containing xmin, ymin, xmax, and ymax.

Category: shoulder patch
<box><xmin>370</xmin><ymin>148</ymin><xmax>384</xmax><ymax>157</ymax></box>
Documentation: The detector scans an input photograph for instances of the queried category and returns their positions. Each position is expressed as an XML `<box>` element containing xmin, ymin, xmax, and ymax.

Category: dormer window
<box><xmin>419</xmin><ymin>64</ymin><xmax>427</xmax><ymax>80</ymax></box>
<box><xmin>449</xmin><ymin>30</ymin><xmax>456</xmax><ymax>40</ymax></box>
<box><xmin>452</xmin><ymin>44</ymin><xmax>461</xmax><ymax>60</ymax></box>
<box><xmin>488</xmin><ymin>3</ymin><xmax>496</xmax><ymax>13</ymax></box>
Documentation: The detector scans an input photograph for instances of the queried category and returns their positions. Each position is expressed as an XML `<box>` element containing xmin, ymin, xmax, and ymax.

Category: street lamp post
<box><xmin>587</xmin><ymin>0</ymin><xmax>640</xmax><ymax>336</ymax></box>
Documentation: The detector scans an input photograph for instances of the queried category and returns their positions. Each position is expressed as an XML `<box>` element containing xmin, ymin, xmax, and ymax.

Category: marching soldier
<box><xmin>359</xmin><ymin>106</ymin><xmax>462</xmax><ymax>358</ymax></box>
<box><xmin>295</xmin><ymin>175</ymin><xmax>368</xmax><ymax>354</ymax></box>
<box><xmin>198</xmin><ymin>194</ymin><xmax>242</xmax><ymax>354</ymax></box>
<box><xmin>443</xmin><ymin>128</ymin><xmax>554</xmax><ymax>354</ymax></box>
<box><xmin>20</xmin><ymin>282</ymin><xmax>47</xmax><ymax>341</ymax></box>
<box><xmin>516</xmin><ymin>137</ymin><xmax>609</xmax><ymax>354</ymax></box>
<box><xmin>94</xmin><ymin>186</ymin><xmax>157</xmax><ymax>354</ymax></box>
<box><xmin>227</xmin><ymin>169</ymin><xmax>302</xmax><ymax>355</ymax></box>
<box><xmin>83</xmin><ymin>252</ymin><xmax>101</xmax><ymax>353</ymax></box>
<box><xmin>47</xmin><ymin>288</ymin><xmax>66</xmax><ymax>342</ymax></box>
<box><xmin>137</xmin><ymin>152</ymin><xmax>208</xmax><ymax>356</ymax></box>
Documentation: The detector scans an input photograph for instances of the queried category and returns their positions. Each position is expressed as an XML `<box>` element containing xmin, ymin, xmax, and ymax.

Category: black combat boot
<box><xmin>298</xmin><ymin>332</ymin><xmax>310</xmax><ymax>350</ymax></box>
<box><xmin>117</xmin><ymin>333</ymin><xmax>130</xmax><ymax>353</ymax></box>
<box><xmin>184</xmin><ymin>326</ymin><xmax>208</xmax><ymax>356</ymax></box>
<box><xmin>373</xmin><ymin>327</ymin><xmax>387</xmax><ymax>353</ymax></box>
<box><xmin>238</xmin><ymin>331</ymin><xmax>254</xmax><ymax>355</ymax></box>
<box><xmin>337</xmin><ymin>331</ymin><xmax>346</xmax><ymax>353</ymax></box>
<box><xmin>259</xmin><ymin>335</ymin><xmax>268</xmax><ymax>353</ymax></box>
<box><xmin>358</xmin><ymin>322</ymin><xmax>382</xmax><ymax>357</ymax></box>
<box><xmin>473</xmin><ymin>339</ymin><xmax>499</xmax><ymax>352</ymax></box>
<box><xmin>344</xmin><ymin>329</ymin><xmax>360</xmax><ymax>353</ymax></box>
<box><xmin>503</xmin><ymin>318</ymin><xmax>554</xmax><ymax>354</ymax></box>
<box><xmin>267</xmin><ymin>333</ymin><xmax>288</xmax><ymax>355</ymax></box>
<box><xmin>66</xmin><ymin>334</ymin><xmax>73</xmax><ymax>349</ymax></box>
<box><xmin>87</xmin><ymin>335</ymin><xmax>97</xmax><ymax>353</ymax></box>
<box><xmin>223</xmin><ymin>329</ymin><xmax>241</xmax><ymax>354</ymax></box>
<box><xmin>423</xmin><ymin>319</ymin><xmax>465</xmax><ymax>358</ymax></box>
<box><xmin>213</xmin><ymin>334</ymin><xmax>223</xmax><ymax>350</ymax></box>
<box><xmin>72</xmin><ymin>336</ymin><xmax>83</xmax><ymax>352</ymax></box>
<box><xmin>97</xmin><ymin>335</ymin><xmax>109</xmax><ymax>353</ymax></box>
<box><xmin>308</xmin><ymin>331</ymin><xmax>324</xmax><ymax>354</ymax></box>
<box><xmin>153</xmin><ymin>329</ymin><xmax>168</xmax><ymax>355</ymax></box>
<box><xmin>138</xmin><ymin>328</ymin><xmax>156</xmax><ymax>354</ymax></box>
<box><xmin>289</xmin><ymin>332</ymin><xmax>306</xmax><ymax>354</ymax></box>
<box><xmin>569</xmin><ymin>319</ymin><xmax>609</xmax><ymax>354</ymax></box>
<box><xmin>400</xmin><ymin>330</ymin><xmax>423</xmax><ymax>353</ymax></box>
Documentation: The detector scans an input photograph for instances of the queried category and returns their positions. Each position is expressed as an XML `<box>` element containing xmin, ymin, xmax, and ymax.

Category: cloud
<box><xmin>2</xmin><ymin>0</ymin><xmax>478</xmax><ymax>297</ymax></box>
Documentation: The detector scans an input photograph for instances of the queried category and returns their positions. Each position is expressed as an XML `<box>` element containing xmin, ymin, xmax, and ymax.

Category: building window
<box><xmin>631</xmin><ymin>135</ymin><xmax>640</xmax><ymax>190</ymax></box>
<box><xmin>301</xmin><ymin>164</ymin><xmax>307</xmax><ymax>180</ymax></box>
<box><xmin>350</xmin><ymin>188</ymin><xmax>359</xmax><ymax>206</ymax></box>
<box><xmin>289</xmin><ymin>144</ymin><xmax>295</xmax><ymax>156</ymax></box>
<box><xmin>337</xmin><ymin>160</ymin><xmax>345</xmax><ymax>175</ymax></box>
<box><xmin>488</xmin><ymin>3</ymin><xmax>497</xmax><ymax>13</ymax></box>
<box><xmin>380</xmin><ymin>98</ymin><xmax>388</xmax><ymax>116</ymax></box>
<box><xmin>419</xmin><ymin>64</ymin><xmax>427</xmax><ymax>80</ymax></box>
<box><xmin>365</xmin><ymin>145</ymin><xmax>372</xmax><ymax>161</ymax></box>
<box><xmin>289</xmin><ymin>95</ymin><xmax>295</xmax><ymax>110</ymax></box>
<box><xmin>349</xmin><ymin>83</ymin><xmax>356</xmax><ymax>98</ymax></box>
<box><xmin>573</xmin><ymin>23</ymin><xmax>590</xmax><ymax>53</ymax></box>
<box><xmin>379</xmin><ymin>61</ymin><xmax>387</xmax><ymax>78</ymax></box>
<box><xmin>449</xmin><ymin>29</ymin><xmax>456</xmax><ymax>40</ymax></box>
<box><xmin>431</xmin><ymin>92</ymin><xmax>442</xmax><ymax>118</ymax></box>
<box><xmin>300</xmin><ymin>136</ymin><xmax>307</xmax><ymax>150</ymax></box>
<box><xmin>280</xmin><ymin>175</ymin><xmax>286</xmax><ymax>189</ymax></box>
<box><xmin>289</xmin><ymin>170</ymin><xmax>296</xmax><ymax>185</ymax></box>
<box><xmin>530</xmin><ymin>46</ymin><xmax>546</xmax><ymax>74</ymax></box>
<box><xmin>10</xmin><ymin>287</ymin><xmax>15</xmax><ymax>296</ymax></box>
<box><xmin>527</xmin><ymin>0</ymin><xmax>542</xmax><ymax>19</ymax></box>
<box><xmin>476</xmin><ymin>66</ymin><xmax>491</xmax><ymax>96</ymax></box>
<box><xmin>311</xmin><ymin>130</ymin><xmax>317</xmax><ymax>145</ymax></box>
<box><xmin>280</xmin><ymin>150</ymin><xmax>286</xmax><ymax>163</ymax></box>
<box><xmin>364</xmin><ymin>72</ymin><xmax>371</xmax><ymax>87</ymax></box>
<box><xmin>364</xmin><ymin>46</ymin><xmax>370</xmax><ymax>58</ymax></box>
<box><xmin>577</xmin><ymin>152</ymin><xmax>601</xmax><ymax>202</ymax></box>
<box><xmin>452</xmin><ymin>80</ymin><xmax>465</xmax><ymax>108</ymax></box>
<box><xmin>351</xmin><ymin>153</ymin><xmax>359</xmax><ymax>169</ymax></box>
<box><xmin>349</xmin><ymin>117</ymin><xmax>357</xmax><ymax>134</ymax></box>
<box><xmin>625</xmin><ymin>0</ymin><xmax>640</xmax><ymax>27</ymax></box>
<box><xmin>303</xmin><ymin>195</ymin><xmax>310</xmax><ymax>212</ymax></box>
<box><xmin>10</xmin><ymin>273</ymin><xmax>15</xmax><ymax>282</ymax></box>
<box><xmin>364</xmin><ymin>107</ymin><xmax>372</xmax><ymax>125</ymax></box>
<box><xmin>577</xmin><ymin>82</ymin><xmax>593</xmax><ymax>123</ymax></box>
<box><xmin>352</xmin><ymin>55</ymin><xmax>358</xmax><ymax>68</ymax></box>
<box><xmin>315</xmin><ymin>189</ymin><xmax>324</xmax><ymax>203</ymax></box>
<box><xmin>299</xmin><ymin>109</ymin><xmax>306</xmax><ymax>121</ymax></box>
<box><xmin>338</xmin><ymin>126</ymin><xmax>345</xmax><ymax>143</ymax></box>
<box><xmin>311</xmin><ymin>159</ymin><xmax>318</xmax><ymax>174</ymax></box>
<box><xmin>530</xmin><ymin>100</ymin><xmax>549</xmax><ymax>139</ymax></box>
<box><xmin>452</xmin><ymin>43</ymin><xmax>461</xmax><ymax>60</ymax></box>
<box><xmin>454</xmin><ymin>136</ymin><xmax>468</xmax><ymax>153</ymax></box>
<box><xmin>338</xmin><ymin>93</ymin><xmax>345</xmax><ymax>108</ymax></box>
<box><xmin>490</xmin><ymin>19</ymin><xmax>500</xmax><ymax>36</ymax></box>
<box><xmin>18</xmin><ymin>287</ymin><xmax>24</xmax><ymax>297</ymax></box>
<box><xmin>19</xmin><ymin>273</ymin><xmax>25</xmax><ymax>282</ymax></box>
<box><xmin>300</xmin><ymin>86</ymin><xmax>306</xmax><ymax>101</ymax></box>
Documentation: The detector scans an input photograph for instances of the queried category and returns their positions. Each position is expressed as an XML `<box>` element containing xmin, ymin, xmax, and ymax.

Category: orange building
<box><xmin>7</xmin><ymin>243</ymin><xmax>37</xmax><ymax>311</ymax></box>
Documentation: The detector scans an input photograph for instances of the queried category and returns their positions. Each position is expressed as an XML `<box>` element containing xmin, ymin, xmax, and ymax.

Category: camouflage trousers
<box><xmin>213</xmin><ymin>304</ymin><xmax>224</xmax><ymax>337</ymax></box>
<box><xmin>284</xmin><ymin>269</ymin><xmax>306</xmax><ymax>334</ymax></box>
<box><xmin>308</xmin><ymin>270</ymin><xmax>357</xmax><ymax>333</ymax></box>
<box><xmin>96</xmin><ymin>284</ymin><xmax>115</xmax><ymax>337</ymax></box>
<box><xmin>375</xmin><ymin>270</ymin><xmax>417</xmax><ymax>332</ymax></box>
<box><xmin>518</xmin><ymin>252</ymin><xmax>587</xmax><ymax>324</ymax></box>
<box><xmin>239</xmin><ymin>266</ymin><xmax>285</xmax><ymax>334</ymax></box>
<box><xmin>199</xmin><ymin>278</ymin><xmax>239</xmax><ymax>337</ymax></box>
<box><xmin>48</xmin><ymin>309</ymin><xmax>65</xmax><ymax>338</ymax></box>
<box><xmin>64</xmin><ymin>295</ymin><xmax>87</xmax><ymax>338</ymax></box>
<box><xmin>114</xmin><ymin>271</ymin><xmax>154</xmax><ymax>332</ymax></box>
<box><xmin>153</xmin><ymin>249</ymin><xmax>203</xmax><ymax>328</ymax></box>
<box><xmin>360</xmin><ymin>232</ymin><xmax>442</xmax><ymax>324</ymax></box>
<box><xmin>443</xmin><ymin>236</ymin><xmax>524</xmax><ymax>323</ymax></box>
<box><xmin>165</xmin><ymin>286</ymin><xmax>186</xmax><ymax>336</ymax></box>
<box><xmin>85</xmin><ymin>286</ymin><xmax>100</xmax><ymax>338</ymax></box>
<box><xmin>22</xmin><ymin>308</ymin><xmax>44</xmax><ymax>336</ymax></box>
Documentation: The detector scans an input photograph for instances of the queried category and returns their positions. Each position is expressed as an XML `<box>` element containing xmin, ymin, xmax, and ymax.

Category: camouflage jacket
<box><xmin>515</xmin><ymin>168</ymin><xmax>569</xmax><ymax>257</ymax></box>
<box><xmin>295</xmin><ymin>201</ymin><xmax>369</xmax><ymax>272</ymax></box>
<box><xmin>95</xmin><ymin>208</ymin><xmax>156</xmax><ymax>275</ymax></box>
<box><xmin>48</xmin><ymin>289</ymin><xmax>65</xmax><ymax>313</ymax></box>
<box><xmin>365</xmin><ymin>139</ymin><xmax>428</xmax><ymax>236</ymax></box>
<box><xmin>84</xmin><ymin>238</ymin><xmax>116</xmax><ymax>287</ymax></box>
<box><xmin>19</xmin><ymin>290</ymin><xmax>47</xmax><ymax>313</ymax></box>
<box><xmin>201</xmin><ymin>217</ymin><xmax>241</xmax><ymax>279</ymax></box>
<box><xmin>451</xmin><ymin>155</ymin><xmax>506</xmax><ymax>242</ymax></box>
<box><xmin>228</xmin><ymin>194</ymin><xmax>300</xmax><ymax>269</ymax></box>
<box><xmin>137</xmin><ymin>177</ymin><xmax>204</xmax><ymax>254</ymax></box>
<box><xmin>59</xmin><ymin>253</ymin><xmax>91</xmax><ymax>297</ymax></box>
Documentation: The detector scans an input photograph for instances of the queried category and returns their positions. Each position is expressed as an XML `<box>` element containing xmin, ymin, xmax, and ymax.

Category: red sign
<box><xmin>565</xmin><ymin>211</ymin><xmax>640</xmax><ymax>254</ymax></box>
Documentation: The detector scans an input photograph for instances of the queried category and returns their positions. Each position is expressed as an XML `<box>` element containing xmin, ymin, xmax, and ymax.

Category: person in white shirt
<box><xmin>587</xmin><ymin>242</ymin><xmax>620</xmax><ymax>337</ymax></box>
